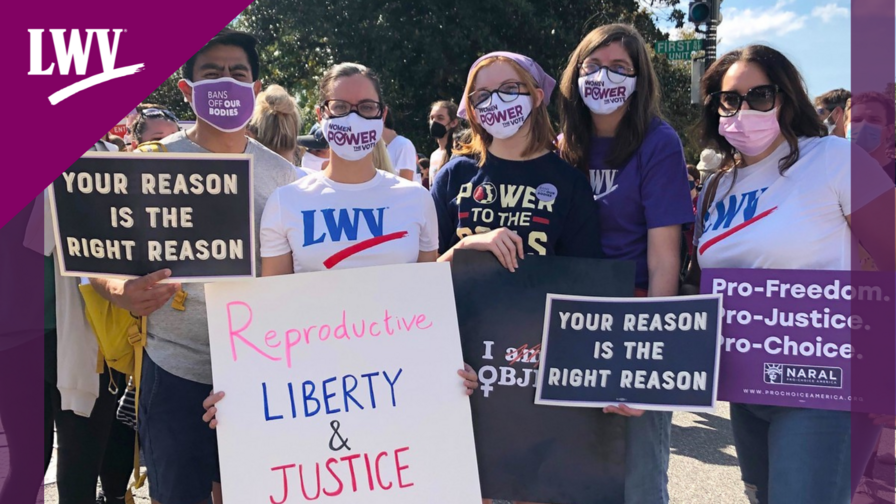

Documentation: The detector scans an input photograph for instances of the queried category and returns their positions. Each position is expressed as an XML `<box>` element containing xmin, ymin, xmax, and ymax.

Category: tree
<box><xmin>651</xmin><ymin>26</ymin><xmax>704</xmax><ymax>163</ymax></box>
<box><xmin>234</xmin><ymin>0</ymin><xmax>689</xmax><ymax>153</ymax></box>
<box><xmin>144</xmin><ymin>73</ymin><xmax>196</xmax><ymax>122</ymax></box>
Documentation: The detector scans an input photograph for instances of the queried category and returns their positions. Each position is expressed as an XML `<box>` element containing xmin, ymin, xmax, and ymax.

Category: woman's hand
<box><xmin>202</xmin><ymin>391</ymin><xmax>225</xmax><ymax>429</ymax></box>
<box><xmin>604</xmin><ymin>404</ymin><xmax>645</xmax><ymax>417</ymax></box>
<box><xmin>459</xmin><ymin>228</ymin><xmax>525</xmax><ymax>272</ymax></box>
<box><xmin>458</xmin><ymin>363</ymin><xmax>479</xmax><ymax>396</ymax></box>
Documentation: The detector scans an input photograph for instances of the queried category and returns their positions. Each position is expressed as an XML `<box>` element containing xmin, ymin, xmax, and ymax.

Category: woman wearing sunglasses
<box><xmin>556</xmin><ymin>24</ymin><xmax>694</xmax><ymax>504</ymax></box>
<box><xmin>201</xmin><ymin>62</ymin><xmax>478</xmax><ymax>426</ymax></box>
<box><xmin>684</xmin><ymin>44</ymin><xmax>894</xmax><ymax>504</ymax></box>
<box><xmin>432</xmin><ymin>51</ymin><xmax>602</xmax><ymax>272</ymax></box>
<box><xmin>130</xmin><ymin>107</ymin><xmax>180</xmax><ymax>150</ymax></box>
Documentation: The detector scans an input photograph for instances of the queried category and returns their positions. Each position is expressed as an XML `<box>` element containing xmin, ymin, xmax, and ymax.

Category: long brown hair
<box><xmin>558</xmin><ymin>24</ymin><xmax>661</xmax><ymax>174</ymax></box>
<box><xmin>698</xmin><ymin>45</ymin><xmax>826</xmax><ymax>220</ymax></box>
<box><xmin>455</xmin><ymin>57</ymin><xmax>556</xmax><ymax>166</ymax></box>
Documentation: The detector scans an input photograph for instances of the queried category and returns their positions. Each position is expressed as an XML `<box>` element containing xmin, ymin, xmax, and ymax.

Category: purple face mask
<box><xmin>185</xmin><ymin>77</ymin><xmax>256</xmax><ymax>132</ymax></box>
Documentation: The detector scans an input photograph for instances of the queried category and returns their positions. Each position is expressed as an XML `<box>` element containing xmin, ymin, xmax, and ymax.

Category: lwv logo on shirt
<box><xmin>28</xmin><ymin>29</ymin><xmax>145</xmax><ymax>105</ymax></box>
<box><xmin>702</xmin><ymin>188</ymin><xmax>768</xmax><ymax>231</ymax></box>
<box><xmin>302</xmin><ymin>208</ymin><xmax>387</xmax><ymax>246</ymax></box>
<box><xmin>591</xmin><ymin>170</ymin><xmax>618</xmax><ymax>201</ymax></box>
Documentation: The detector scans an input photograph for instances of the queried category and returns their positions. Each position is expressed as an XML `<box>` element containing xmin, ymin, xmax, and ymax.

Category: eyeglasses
<box><xmin>579</xmin><ymin>63</ymin><xmax>637</xmax><ymax>84</ymax></box>
<box><xmin>688</xmin><ymin>180</ymin><xmax>697</xmax><ymax>191</ymax></box>
<box><xmin>469</xmin><ymin>82</ymin><xmax>530</xmax><ymax>109</ymax></box>
<box><xmin>711</xmin><ymin>85</ymin><xmax>780</xmax><ymax>117</ymax></box>
<box><xmin>321</xmin><ymin>100</ymin><xmax>384</xmax><ymax>119</ymax></box>
<box><xmin>141</xmin><ymin>108</ymin><xmax>179</xmax><ymax>122</ymax></box>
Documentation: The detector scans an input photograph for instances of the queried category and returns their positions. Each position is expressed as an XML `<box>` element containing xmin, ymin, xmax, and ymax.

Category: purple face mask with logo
<box><xmin>185</xmin><ymin>77</ymin><xmax>256</xmax><ymax>132</ymax></box>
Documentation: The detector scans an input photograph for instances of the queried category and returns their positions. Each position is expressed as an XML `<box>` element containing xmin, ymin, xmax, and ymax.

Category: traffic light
<box><xmin>689</xmin><ymin>0</ymin><xmax>712</xmax><ymax>25</ymax></box>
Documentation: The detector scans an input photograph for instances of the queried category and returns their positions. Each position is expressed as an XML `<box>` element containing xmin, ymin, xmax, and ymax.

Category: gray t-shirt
<box><xmin>145</xmin><ymin>131</ymin><xmax>298</xmax><ymax>383</ymax></box>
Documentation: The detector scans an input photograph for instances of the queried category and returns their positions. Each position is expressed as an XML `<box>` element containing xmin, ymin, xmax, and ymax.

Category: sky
<box><xmin>659</xmin><ymin>0</ymin><xmax>893</xmax><ymax>99</ymax></box>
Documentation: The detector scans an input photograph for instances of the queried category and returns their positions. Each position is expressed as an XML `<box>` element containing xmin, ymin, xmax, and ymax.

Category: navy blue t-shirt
<box><xmin>431</xmin><ymin>151</ymin><xmax>602</xmax><ymax>258</ymax></box>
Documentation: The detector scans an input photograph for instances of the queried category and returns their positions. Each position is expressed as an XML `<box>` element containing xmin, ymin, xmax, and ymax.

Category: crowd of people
<box><xmin>34</xmin><ymin>22</ymin><xmax>896</xmax><ymax>504</ymax></box>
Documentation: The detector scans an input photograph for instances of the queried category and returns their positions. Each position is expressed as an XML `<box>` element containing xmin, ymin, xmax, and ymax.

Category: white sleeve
<box><xmin>395</xmin><ymin>138</ymin><xmax>418</xmax><ymax>172</ymax></box>
<box><xmin>827</xmin><ymin>140</ymin><xmax>892</xmax><ymax>216</ymax></box>
<box><xmin>419</xmin><ymin>189</ymin><xmax>439</xmax><ymax>252</ymax></box>
<box><xmin>259</xmin><ymin>189</ymin><xmax>292</xmax><ymax>257</ymax></box>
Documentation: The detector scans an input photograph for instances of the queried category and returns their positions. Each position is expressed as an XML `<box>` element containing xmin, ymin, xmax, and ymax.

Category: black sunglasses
<box><xmin>711</xmin><ymin>85</ymin><xmax>780</xmax><ymax>117</ymax></box>
<box><xmin>142</xmin><ymin>108</ymin><xmax>179</xmax><ymax>122</ymax></box>
<box><xmin>689</xmin><ymin>180</ymin><xmax>698</xmax><ymax>191</ymax></box>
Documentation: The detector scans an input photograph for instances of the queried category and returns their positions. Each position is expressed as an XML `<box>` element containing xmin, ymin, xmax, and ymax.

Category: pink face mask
<box><xmin>718</xmin><ymin>108</ymin><xmax>781</xmax><ymax>156</ymax></box>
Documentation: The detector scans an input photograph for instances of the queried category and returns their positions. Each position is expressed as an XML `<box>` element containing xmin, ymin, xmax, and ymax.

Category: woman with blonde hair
<box><xmin>248</xmin><ymin>84</ymin><xmax>304</xmax><ymax>166</ymax></box>
<box><xmin>201</xmin><ymin>62</ymin><xmax>478</xmax><ymax>427</ymax></box>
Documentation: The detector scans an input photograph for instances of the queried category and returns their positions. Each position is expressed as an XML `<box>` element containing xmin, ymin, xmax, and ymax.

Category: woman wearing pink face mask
<box><xmin>683</xmin><ymin>45</ymin><xmax>895</xmax><ymax>504</ymax></box>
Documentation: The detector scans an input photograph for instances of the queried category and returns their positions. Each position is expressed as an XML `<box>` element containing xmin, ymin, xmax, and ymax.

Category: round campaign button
<box><xmin>536</xmin><ymin>183</ymin><xmax>558</xmax><ymax>202</ymax></box>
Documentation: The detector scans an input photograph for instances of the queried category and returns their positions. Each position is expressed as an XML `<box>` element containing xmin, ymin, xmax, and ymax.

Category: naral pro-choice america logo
<box><xmin>28</xmin><ymin>29</ymin><xmax>144</xmax><ymax>105</ymax></box>
<box><xmin>763</xmin><ymin>363</ymin><xmax>843</xmax><ymax>388</ymax></box>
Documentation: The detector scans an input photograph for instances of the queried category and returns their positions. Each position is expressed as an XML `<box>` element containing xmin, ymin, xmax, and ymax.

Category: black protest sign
<box><xmin>451</xmin><ymin>250</ymin><xmax>634</xmax><ymax>504</ymax></box>
<box><xmin>536</xmin><ymin>295</ymin><xmax>722</xmax><ymax>412</ymax></box>
<box><xmin>50</xmin><ymin>153</ymin><xmax>254</xmax><ymax>281</ymax></box>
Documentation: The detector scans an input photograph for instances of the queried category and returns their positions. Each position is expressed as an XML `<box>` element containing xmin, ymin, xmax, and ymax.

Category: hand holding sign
<box><xmin>97</xmin><ymin>268</ymin><xmax>181</xmax><ymax>316</ymax></box>
<box><xmin>457</xmin><ymin>227</ymin><xmax>525</xmax><ymax>272</ymax></box>
<box><xmin>604</xmin><ymin>404</ymin><xmax>645</xmax><ymax>417</ymax></box>
<box><xmin>458</xmin><ymin>364</ymin><xmax>479</xmax><ymax>396</ymax></box>
<box><xmin>203</xmin><ymin>391</ymin><xmax>225</xmax><ymax>429</ymax></box>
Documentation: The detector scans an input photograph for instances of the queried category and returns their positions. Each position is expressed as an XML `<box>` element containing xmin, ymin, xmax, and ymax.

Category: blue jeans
<box><xmin>624</xmin><ymin>410</ymin><xmax>672</xmax><ymax>504</ymax></box>
<box><xmin>730</xmin><ymin>403</ymin><xmax>880</xmax><ymax>504</ymax></box>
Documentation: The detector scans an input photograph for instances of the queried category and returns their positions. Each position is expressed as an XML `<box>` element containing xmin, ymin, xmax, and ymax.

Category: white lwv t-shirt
<box><xmin>261</xmin><ymin>170</ymin><xmax>439</xmax><ymax>272</ymax></box>
<box><xmin>696</xmin><ymin>136</ymin><xmax>892</xmax><ymax>271</ymax></box>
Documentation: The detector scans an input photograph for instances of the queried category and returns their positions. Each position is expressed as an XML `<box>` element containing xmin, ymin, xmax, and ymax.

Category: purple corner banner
<box><xmin>0</xmin><ymin>3</ymin><xmax>252</xmax><ymax>503</ymax></box>
<box><xmin>1</xmin><ymin>0</ymin><xmax>256</xmax><ymax>229</ymax></box>
<box><xmin>702</xmin><ymin>268</ymin><xmax>895</xmax><ymax>413</ymax></box>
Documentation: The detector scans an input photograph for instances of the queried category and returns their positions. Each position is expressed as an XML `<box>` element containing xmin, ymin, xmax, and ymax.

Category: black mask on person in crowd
<box><xmin>429</xmin><ymin>121</ymin><xmax>447</xmax><ymax>138</ymax></box>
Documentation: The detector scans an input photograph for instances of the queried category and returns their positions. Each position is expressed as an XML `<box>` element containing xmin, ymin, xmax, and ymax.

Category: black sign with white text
<box><xmin>535</xmin><ymin>295</ymin><xmax>722</xmax><ymax>412</ymax></box>
<box><xmin>451</xmin><ymin>250</ymin><xmax>634</xmax><ymax>504</ymax></box>
<box><xmin>50</xmin><ymin>153</ymin><xmax>254</xmax><ymax>281</ymax></box>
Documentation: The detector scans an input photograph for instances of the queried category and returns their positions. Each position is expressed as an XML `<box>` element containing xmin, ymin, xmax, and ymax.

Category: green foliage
<box><xmin>142</xmin><ymin>1</ymin><xmax>701</xmax><ymax>159</ymax></box>
<box><xmin>144</xmin><ymin>73</ymin><xmax>196</xmax><ymax>122</ymax></box>
<box><xmin>652</xmin><ymin>56</ymin><xmax>702</xmax><ymax>163</ymax></box>
<box><xmin>232</xmin><ymin>0</ymin><xmax>693</xmax><ymax>155</ymax></box>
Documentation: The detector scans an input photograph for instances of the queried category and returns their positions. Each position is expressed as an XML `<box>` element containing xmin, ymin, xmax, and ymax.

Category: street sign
<box><xmin>655</xmin><ymin>39</ymin><xmax>704</xmax><ymax>61</ymax></box>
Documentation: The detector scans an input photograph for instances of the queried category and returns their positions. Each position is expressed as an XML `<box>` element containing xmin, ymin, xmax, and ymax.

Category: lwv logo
<box><xmin>28</xmin><ymin>29</ymin><xmax>144</xmax><ymax>105</ymax></box>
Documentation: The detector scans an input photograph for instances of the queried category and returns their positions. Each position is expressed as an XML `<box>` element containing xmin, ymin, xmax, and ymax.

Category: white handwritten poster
<box><xmin>206</xmin><ymin>262</ymin><xmax>482</xmax><ymax>503</ymax></box>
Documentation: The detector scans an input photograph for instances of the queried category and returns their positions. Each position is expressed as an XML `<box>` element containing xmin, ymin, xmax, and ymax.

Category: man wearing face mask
<box><xmin>814</xmin><ymin>88</ymin><xmax>851</xmax><ymax>138</ymax></box>
<box><xmin>847</xmin><ymin>91</ymin><xmax>895</xmax><ymax>183</ymax></box>
<box><xmin>297</xmin><ymin>123</ymin><xmax>331</xmax><ymax>172</ymax></box>
<box><xmin>88</xmin><ymin>28</ymin><xmax>297</xmax><ymax>504</ymax></box>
